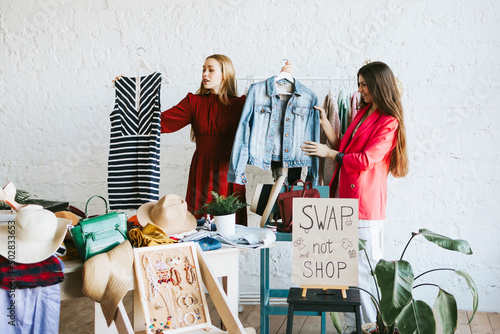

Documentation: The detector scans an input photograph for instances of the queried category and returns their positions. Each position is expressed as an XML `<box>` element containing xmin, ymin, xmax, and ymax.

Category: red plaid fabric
<box><xmin>0</xmin><ymin>255</ymin><xmax>64</xmax><ymax>289</ymax></box>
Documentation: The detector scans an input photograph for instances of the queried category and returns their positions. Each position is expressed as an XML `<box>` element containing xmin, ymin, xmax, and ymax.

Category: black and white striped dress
<box><xmin>107</xmin><ymin>72</ymin><xmax>162</xmax><ymax>209</ymax></box>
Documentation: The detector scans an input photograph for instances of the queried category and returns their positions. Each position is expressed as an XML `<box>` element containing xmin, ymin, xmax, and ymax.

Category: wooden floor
<box><xmin>60</xmin><ymin>292</ymin><xmax>500</xmax><ymax>333</ymax></box>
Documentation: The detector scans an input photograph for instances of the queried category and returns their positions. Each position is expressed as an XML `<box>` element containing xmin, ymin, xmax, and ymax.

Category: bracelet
<box><xmin>335</xmin><ymin>152</ymin><xmax>345</xmax><ymax>164</ymax></box>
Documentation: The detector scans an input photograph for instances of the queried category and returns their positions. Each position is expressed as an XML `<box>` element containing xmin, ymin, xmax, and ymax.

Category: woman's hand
<box><xmin>314</xmin><ymin>106</ymin><xmax>328</xmax><ymax>124</ymax></box>
<box><xmin>301</xmin><ymin>141</ymin><xmax>337</xmax><ymax>158</ymax></box>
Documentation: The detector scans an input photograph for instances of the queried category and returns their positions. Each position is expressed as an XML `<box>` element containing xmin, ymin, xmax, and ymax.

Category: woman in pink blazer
<box><xmin>302</xmin><ymin>61</ymin><xmax>408</xmax><ymax>331</ymax></box>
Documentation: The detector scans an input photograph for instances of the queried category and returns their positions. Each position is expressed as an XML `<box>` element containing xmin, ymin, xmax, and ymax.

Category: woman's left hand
<box><xmin>301</xmin><ymin>141</ymin><xmax>336</xmax><ymax>158</ymax></box>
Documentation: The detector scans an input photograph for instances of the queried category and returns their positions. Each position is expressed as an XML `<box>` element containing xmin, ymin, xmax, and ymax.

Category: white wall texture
<box><xmin>1</xmin><ymin>0</ymin><xmax>499</xmax><ymax>312</ymax></box>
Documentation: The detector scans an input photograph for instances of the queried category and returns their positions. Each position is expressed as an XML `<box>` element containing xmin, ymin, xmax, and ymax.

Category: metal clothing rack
<box><xmin>236</xmin><ymin>76</ymin><xmax>355</xmax><ymax>83</ymax></box>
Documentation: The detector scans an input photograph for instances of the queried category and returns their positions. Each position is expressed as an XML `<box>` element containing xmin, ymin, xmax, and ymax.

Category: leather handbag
<box><xmin>277</xmin><ymin>180</ymin><xmax>320</xmax><ymax>233</ymax></box>
<box><xmin>69</xmin><ymin>195</ymin><xmax>127</xmax><ymax>261</ymax></box>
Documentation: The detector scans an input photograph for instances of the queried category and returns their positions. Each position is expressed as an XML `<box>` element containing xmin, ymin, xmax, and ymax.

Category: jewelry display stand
<box><xmin>134</xmin><ymin>242</ymin><xmax>248</xmax><ymax>334</ymax></box>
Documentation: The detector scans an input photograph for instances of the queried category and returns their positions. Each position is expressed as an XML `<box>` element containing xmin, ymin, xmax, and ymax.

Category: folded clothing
<box><xmin>128</xmin><ymin>223</ymin><xmax>176</xmax><ymax>247</ymax></box>
<box><xmin>196</xmin><ymin>237</ymin><xmax>221</xmax><ymax>251</ymax></box>
<box><xmin>0</xmin><ymin>255</ymin><xmax>64</xmax><ymax>289</ymax></box>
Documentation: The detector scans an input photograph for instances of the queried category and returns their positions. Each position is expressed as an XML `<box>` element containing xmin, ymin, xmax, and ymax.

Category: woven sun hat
<box><xmin>137</xmin><ymin>194</ymin><xmax>197</xmax><ymax>235</ymax></box>
<box><xmin>82</xmin><ymin>239</ymin><xmax>133</xmax><ymax>326</ymax></box>
<box><xmin>0</xmin><ymin>204</ymin><xmax>71</xmax><ymax>264</ymax></box>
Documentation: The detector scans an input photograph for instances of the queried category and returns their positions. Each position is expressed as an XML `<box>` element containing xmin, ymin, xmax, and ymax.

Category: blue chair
<box><xmin>259</xmin><ymin>184</ymin><xmax>330</xmax><ymax>334</ymax></box>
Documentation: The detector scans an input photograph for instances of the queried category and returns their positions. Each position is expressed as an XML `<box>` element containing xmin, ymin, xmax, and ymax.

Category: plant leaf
<box><xmin>456</xmin><ymin>270</ymin><xmax>478</xmax><ymax>324</ymax></box>
<box><xmin>434</xmin><ymin>289</ymin><xmax>457</xmax><ymax>334</ymax></box>
<box><xmin>359</xmin><ymin>238</ymin><xmax>367</xmax><ymax>251</ymax></box>
<box><xmin>418</xmin><ymin>229</ymin><xmax>472</xmax><ymax>255</ymax></box>
<box><xmin>330</xmin><ymin>312</ymin><xmax>342</xmax><ymax>333</ymax></box>
<box><xmin>195</xmin><ymin>191</ymin><xmax>248</xmax><ymax>216</ymax></box>
<box><xmin>375</xmin><ymin>259</ymin><xmax>414</xmax><ymax>326</ymax></box>
<box><xmin>396</xmin><ymin>299</ymin><xmax>436</xmax><ymax>334</ymax></box>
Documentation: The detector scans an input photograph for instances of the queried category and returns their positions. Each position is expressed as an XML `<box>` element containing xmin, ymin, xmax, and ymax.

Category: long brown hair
<box><xmin>191</xmin><ymin>54</ymin><xmax>238</xmax><ymax>142</ymax></box>
<box><xmin>358</xmin><ymin>61</ymin><xmax>408</xmax><ymax>177</ymax></box>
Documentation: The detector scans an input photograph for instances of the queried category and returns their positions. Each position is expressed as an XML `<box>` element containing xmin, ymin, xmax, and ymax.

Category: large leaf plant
<box><xmin>333</xmin><ymin>229</ymin><xmax>478</xmax><ymax>334</ymax></box>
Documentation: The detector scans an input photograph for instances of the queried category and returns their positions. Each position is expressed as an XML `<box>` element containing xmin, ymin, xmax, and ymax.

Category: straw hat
<box><xmin>82</xmin><ymin>240</ymin><xmax>133</xmax><ymax>326</ymax></box>
<box><xmin>54</xmin><ymin>210</ymin><xmax>80</xmax><ymax>240</ymax></box>
<box><xmin>0</xmin><ymin>205</ymin><xmax>71</xmax><ymax>263</ymax></box>
<box><xmin>137</xmin><ymin>194</ymin><xmax>197</xmax><ymax>235</ymax></box>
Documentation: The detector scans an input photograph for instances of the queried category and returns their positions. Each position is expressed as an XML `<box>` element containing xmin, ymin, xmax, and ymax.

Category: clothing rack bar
<box><xmin>236</xmin><ymin>76</ymin><xmax>354</xmax><ymax>82</ymax></box>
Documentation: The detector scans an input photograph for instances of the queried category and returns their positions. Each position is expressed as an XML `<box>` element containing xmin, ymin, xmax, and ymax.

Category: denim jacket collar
<box><xmin>266</xmin><ymin>76</ymin><xmax>304</xmax><ymax>97</ymax></box>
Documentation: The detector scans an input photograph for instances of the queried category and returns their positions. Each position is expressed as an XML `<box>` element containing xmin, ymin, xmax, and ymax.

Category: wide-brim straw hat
<box><xmin>137</xmin><ymin>194</ymin><xmax>197</xmax><ymax>235</ymax></box>
<box><xmin>0</xmin><ymin>205</ymin><xmax>71</xmax><ymax>263</ymax></box>
<box><xmin>82</xmin><ymin>240</ymin><xmax>133</xmax><ymax>326</ymax></box>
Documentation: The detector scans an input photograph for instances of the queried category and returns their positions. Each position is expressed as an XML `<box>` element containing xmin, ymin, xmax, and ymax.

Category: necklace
<box><xmin>164</xmin><ymin>286</ymin><xmax>178</xmax><ymax>329</ymax></box>
<box><xmin>142</xmin><ymin>254</ymin><xmax>160</xmax><ymax>301</ymax></box>
<box><xmin>184</xmin><ymin>257</ymin><xmax>197</xmax><ymax>285</ymax></box>
<box><xmin>170</xmin><ymin>267</ymin><xmax>183</xmax><ymax>290</ymax></box>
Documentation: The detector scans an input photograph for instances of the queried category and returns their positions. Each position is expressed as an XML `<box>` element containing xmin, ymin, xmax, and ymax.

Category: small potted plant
<box><xmin>196</xmin><ymin>191</ymin><xmax>248</xmax><ymax>236</ymax></box>
<box><xmin>331</xmin><ymin>228</ymin><xmax>478</xmax><ymax>334</ymax></box>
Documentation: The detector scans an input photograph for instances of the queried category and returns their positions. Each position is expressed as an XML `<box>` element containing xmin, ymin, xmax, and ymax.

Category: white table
<box><xmin>60</xmin><ymin>247</ymin><xmax>240</xmax><ymax>333</ymax></box>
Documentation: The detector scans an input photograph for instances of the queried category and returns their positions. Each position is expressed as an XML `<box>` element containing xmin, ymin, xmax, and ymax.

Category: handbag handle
<box><xmin>289</xmin><ymin>180</ymin><xmax>313</xmax><ymax>197</ymax></box>
<box><xmin>83</xmin><ymin>195</ymin><xmax>110</xmax><ymax>219</ymax></box>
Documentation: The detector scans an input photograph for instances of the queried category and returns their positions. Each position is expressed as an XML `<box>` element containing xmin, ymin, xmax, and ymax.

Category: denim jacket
<box><xmin>228</xmin><ymin>77</ymin><xmax>320</xmax><ymax>185</ymax></box>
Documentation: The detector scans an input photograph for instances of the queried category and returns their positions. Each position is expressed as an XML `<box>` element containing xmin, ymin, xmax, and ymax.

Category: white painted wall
<box><xmin>1</xmin><ymin>0</ymin><xmax>499</xmax><ymax>312</ymax></box>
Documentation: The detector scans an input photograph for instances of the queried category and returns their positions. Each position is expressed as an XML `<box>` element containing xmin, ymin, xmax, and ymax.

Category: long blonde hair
<box><xmin>191</xmin><ymin>54</ymin><xmax>238</xmax><ymax>142</ymax></box>
<box><xmin>358</xmin><ymin>61</ymin><xmax>409</xmax><ymax>177</ymax></box>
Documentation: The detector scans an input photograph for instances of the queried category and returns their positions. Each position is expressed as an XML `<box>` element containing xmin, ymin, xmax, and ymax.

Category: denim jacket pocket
<box><xmin>256</xmin><ymin>105</ymin><xmax>272</xmax><ymax>114</ymax></box>
<box><xmin>291</xmin><ymin>106</ymin><xmax>309</xmax><ymax>117</ymax></box>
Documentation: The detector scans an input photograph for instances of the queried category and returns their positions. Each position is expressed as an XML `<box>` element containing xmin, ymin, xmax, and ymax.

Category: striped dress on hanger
<box><xmin>107</xmin><ymin>72</ymin><xmax>162</xmax><ymax>210</ymax></box>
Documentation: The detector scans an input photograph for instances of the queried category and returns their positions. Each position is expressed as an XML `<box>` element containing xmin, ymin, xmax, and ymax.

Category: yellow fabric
<box><xmin>128</xmin><ymin>224</ymin><xmax>177</xmax><ymax>247</ymax></box>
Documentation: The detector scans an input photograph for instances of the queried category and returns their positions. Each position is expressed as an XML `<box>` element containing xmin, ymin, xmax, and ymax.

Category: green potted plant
<box><xmin>196</xmin><ymin>191</ymin><xmax>248</xmax><ymax>235</ymax></box>
<box><xmin>332</xmin><ymin>228</ymin><xmax>478</xmax><ymax>334</ymax></box>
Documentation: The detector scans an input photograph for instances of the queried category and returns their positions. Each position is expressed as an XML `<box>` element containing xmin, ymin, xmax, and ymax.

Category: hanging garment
<box><xmin>228</xmin><ymin>77</ymin><xmax>320</xmax><ymax>185</ymax></box>
<box><xmin>318</xmin><ymin>92</ymin><xmax>341</xmax><ymax>186</ymax></box>
<box><xmin>349</xmin><ymin>91</ymin><xmax>360</xmax><ymax>126</ymax></box>
<box><xmin>107</xmin><ymin>72</ymin><xmax>162</xmax><ymax>210</ymax></box>
<box><xmin>161</xmin><ymin>93</ymin><xmax>248</xmax><ymax>226</ymax></box>
<box><xmin>337</xmin><ymin>89</ymin><xmax>351</xmax><ymax>135</ymax></box>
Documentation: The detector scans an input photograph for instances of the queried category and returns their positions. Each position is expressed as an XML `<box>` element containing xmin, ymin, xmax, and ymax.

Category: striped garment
<box><xmin>107</xmin><ymin>71</ymin><xmax>162</xmax><ymax>209</ymax></box>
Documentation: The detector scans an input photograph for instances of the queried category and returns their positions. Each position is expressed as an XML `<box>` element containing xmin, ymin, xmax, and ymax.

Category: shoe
<box><xmin>0</xmin><ymin>182</ymin><xmax>24</xmax><ymax>212</ymax></box>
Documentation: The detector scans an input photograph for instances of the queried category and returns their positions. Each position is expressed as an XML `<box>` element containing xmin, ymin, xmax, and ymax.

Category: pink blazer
<box><xmin>330</xmin><ymin>104</ymin><xmax>399</xmax><ymax>220</ymax></box>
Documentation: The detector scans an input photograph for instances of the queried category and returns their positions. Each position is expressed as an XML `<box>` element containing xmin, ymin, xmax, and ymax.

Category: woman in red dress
<box><xmin>161</xmin><ymin>54</ymin><xmax>247</xmax><ymax>225</ymax></box>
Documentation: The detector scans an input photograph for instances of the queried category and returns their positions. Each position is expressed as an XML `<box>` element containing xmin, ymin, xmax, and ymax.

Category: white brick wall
<box><xmin>1</xmin><ymin>0</ymin><xmax>499</xmax><ymax>312</ymax></box>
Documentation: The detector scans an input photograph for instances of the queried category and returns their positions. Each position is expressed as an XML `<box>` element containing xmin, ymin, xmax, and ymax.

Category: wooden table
<box><xmin>60</xmin><ymin>247</ymin><xmax>241</xmax><ymax>333</ymax></box>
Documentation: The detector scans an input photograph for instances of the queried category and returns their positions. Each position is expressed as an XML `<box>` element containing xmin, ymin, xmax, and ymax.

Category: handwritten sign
<box><xmin>292</xmin><ymin>198</ymin><xmax>359</xmax><ymax>287</ymax></box>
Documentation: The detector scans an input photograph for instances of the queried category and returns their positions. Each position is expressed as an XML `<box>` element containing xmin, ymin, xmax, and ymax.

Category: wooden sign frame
<box><xmin>291</xmin><ymin>198</ymin><xmax>359</xmax><ymax>298</ymax></box>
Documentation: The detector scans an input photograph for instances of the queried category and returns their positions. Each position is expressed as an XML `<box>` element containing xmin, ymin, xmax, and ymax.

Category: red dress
<box><xmin>161</xmin><ymin>93</ymin><xmax>248</xmax><ymax>225</ymax></box>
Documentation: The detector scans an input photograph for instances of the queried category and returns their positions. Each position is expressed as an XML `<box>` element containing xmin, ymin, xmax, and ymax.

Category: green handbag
<box><xmin>69</xmin><ymin>195</ymin><xmax>127</xmax><ymax>261</ymax></box>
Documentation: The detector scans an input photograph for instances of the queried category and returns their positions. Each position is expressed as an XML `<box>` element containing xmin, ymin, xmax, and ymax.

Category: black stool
<box><xmin>286</xmin><ymin>288</ymin><xmax>362</xmax><ymax>334</ymax></box>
